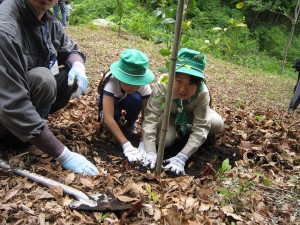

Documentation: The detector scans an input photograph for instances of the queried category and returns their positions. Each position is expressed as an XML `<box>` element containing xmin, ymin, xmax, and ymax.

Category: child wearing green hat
<box><xmin>140</xmin><ymin>48</ymin><xmax>224</xmax><ymax>175</ymax></box>
<box><xmin>97</xmin><ymin>49</ymin><xmax>155</xmax><ymax>162</ymax></box>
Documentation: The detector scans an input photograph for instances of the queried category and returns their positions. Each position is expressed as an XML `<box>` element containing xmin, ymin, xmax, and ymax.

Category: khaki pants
<box><xmin>157</xmin><ymin>109</ymin><xmax>224</xmax><ymax>147</ymax></box>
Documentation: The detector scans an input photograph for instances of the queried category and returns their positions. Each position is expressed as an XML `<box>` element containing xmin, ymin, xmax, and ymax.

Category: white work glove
<box><xmin>141</xmin><ymin>152</ymin><xmax>157</xmax><ymax>169</ymax></box>
<box><xmin>163</xmin><ymin>152</ymin><xmax>188</xmax><ymax>175</ymax></box>
<box><xmin>56</xmin><ymin>147</ymin><xmax>99</xmax><ymax>176</ymax></box>
<box><xmin>122</xmin><ymin>141</ymin><xmax>145</xmax><ymax>162</ymax></box>
<box><xmin>68</xmin><ymin>61</ymin><xmax>88</xmax><ymax>98</ymax></box>
<box><xmin>138</xmin><ymin>141</ymin><xmax>146</xmax><ymax>154</ymax></box>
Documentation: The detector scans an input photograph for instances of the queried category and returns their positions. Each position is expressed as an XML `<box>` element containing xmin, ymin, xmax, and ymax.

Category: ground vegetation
<box><xmin>0</xmin><ymin>26</ymin><xmax>299</xmax><ymax>224</ymax></box>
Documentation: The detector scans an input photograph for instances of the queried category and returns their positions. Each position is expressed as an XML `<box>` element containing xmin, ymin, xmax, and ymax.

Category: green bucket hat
<box><xmin>110</xmin><ymin>49</ymin><xmax>154</xmax><ymax>86</ymax></box>
<box><xmin>176</xmin><ymin>48</ymin><xmax>206</xmax><ymax>79</ymax></box>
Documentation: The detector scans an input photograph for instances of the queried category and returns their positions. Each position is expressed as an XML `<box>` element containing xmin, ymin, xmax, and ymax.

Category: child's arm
<box><xmin>102</xmin><ymin>94</ymin><xmax>128</xmax><ymax>145</ymax></box>
<box><xmin>102</xmin><ymin>88</ymin><xmax>144</xmax><ymax>163</ymax></box>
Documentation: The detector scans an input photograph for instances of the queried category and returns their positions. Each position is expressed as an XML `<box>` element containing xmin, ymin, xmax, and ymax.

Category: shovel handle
<box><xmin>0</xmin><ymin>159</ymin><xmax>89</xmax><ymax>200</ymax></box>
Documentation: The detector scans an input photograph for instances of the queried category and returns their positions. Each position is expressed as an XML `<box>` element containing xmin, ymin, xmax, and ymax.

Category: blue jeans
<box><xmin>53</xmin><ymin>1</ymin><xmax>67</xmax><ymax>27</ymax></box>
<box><xmin>114</xmin><ymin>93</ymin><xmax>142</xmax><ymax>127</ymax></box>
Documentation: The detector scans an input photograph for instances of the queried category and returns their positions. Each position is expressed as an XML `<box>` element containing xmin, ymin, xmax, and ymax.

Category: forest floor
<box><xmin>0</xmin><ymin>25</ymin><xmax>299</xmax><ymax>225</ymax></box>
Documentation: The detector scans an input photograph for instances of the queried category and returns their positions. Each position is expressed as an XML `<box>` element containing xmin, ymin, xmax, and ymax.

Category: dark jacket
<box><xmin>0</xmin><ymin>0</ymin><xmax>85</xmax><ymax>142</ymax></box>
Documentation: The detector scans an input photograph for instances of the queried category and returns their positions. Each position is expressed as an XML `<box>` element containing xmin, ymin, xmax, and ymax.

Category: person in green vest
<box><xmin>140</xmin><ymin>48</ymin><xmax>224</xmax><ymax>175</ymax></box>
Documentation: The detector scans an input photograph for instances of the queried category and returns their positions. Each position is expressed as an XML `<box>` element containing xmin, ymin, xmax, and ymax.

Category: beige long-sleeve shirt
<box><xmin>142</xmin><ymin>80</ymin><xmax>212</xmax><ymax>158</ymax></box>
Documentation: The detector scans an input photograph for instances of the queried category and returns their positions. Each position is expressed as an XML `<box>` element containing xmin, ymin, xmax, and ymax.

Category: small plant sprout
<box><xmin>145</xmin><ymin>184</ymin><xmax>159</xmax><ymax>204</ymax></box>
<box><xmin>255</xmin><ymin>173</ymin><xmax>271</xmax><ymax>186</ymax></box>
<box><xmin>235</xmin><ymin>99</ymin><xmax>243</xmax><ymax>107</ymax></box>
<box><xmin>98</xmin><ymin>212</ymin><xmax>110</xmax><ymax>222</ymax></box>
<box><xmin>217</xmin><ymin>158</ymin><xmax>232</xmax><ymax>176</ymax></box>
<box><xmin>254</xmin><ymin>115</ymin><xmax>264</xmax><ymax>122</ymax></box>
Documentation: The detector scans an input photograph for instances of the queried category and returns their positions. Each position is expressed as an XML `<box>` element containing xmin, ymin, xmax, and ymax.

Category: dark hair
<box><xmin>175</xmin><ymin>73</ymin><xmax>204</xmax><ymax>87</ymax></box>
<box><xmin>97</xmin><ymin>70</ymin><xmax>112</xmax><ymax>121</ymax></box>
<box><xmin>189</xmin><ymin>75</ymin><xmax>204</xmax><ymax>87</ymax></box>
<box><xmin>179</xmin><ymin>74</ymin><xmax>213</xmax><ymax>108</ymax></box>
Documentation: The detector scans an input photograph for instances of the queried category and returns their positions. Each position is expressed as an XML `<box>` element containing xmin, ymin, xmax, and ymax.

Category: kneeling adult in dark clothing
<box><xmin>0</xmin><ymin>0</ymin><xmax>99</xmax><ymax>176</ymax></box>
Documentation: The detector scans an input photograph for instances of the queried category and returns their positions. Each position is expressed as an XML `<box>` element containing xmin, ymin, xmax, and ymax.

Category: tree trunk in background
<box><xmin>274</xmin><ymin>13</ymin><xmax>281</xmax><ymax>23</ymax></box>
<box><xmin>250</xmin><ymin>11</ymin><xmax>260</xmax><ymax>29</ymax></box>
<box><xmin>280</xmin><ymin>0</ymin><xmax>300</xmax><ymax>75</ymax></box>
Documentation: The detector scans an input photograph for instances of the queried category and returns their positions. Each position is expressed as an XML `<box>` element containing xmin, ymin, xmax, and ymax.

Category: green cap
<box><xmin>176</xmin><ymin>48</ymin><xmax>206</xmax><ymax>79</ymax></box>
<box><xmin>110</xmin><ymin>49</ymin><xmax>154</xmax><ymax>86</ymax></box>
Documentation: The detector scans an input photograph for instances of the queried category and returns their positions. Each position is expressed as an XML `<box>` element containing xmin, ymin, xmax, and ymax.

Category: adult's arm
<box><xmin>142</xmin><ymin>81</ymin><xmax>166</xmax><ymax>153</ymax></box>
<box><xmin>47</xmin><ymin>19</ymin><xmax>86</xmax><ymax>67</ymax></box>
<box><xmin>140</xmin><ymin>97</ymin><xmax>149</xmax><ymax>140</ymax></box>
<box><xmin>30</xmin><ymin>125</ymin><xmax>64</xmax><ymax>158</ymax></box>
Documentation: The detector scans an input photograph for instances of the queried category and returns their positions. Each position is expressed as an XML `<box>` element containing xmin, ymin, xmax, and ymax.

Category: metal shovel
<box><xmin>0</xmin><ymin>159</ymin><xmax>133</xmax><ymax>212</ymax></box>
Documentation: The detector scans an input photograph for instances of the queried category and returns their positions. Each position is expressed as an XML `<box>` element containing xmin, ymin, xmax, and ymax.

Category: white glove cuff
<box><xmin>178</xmin><ymin>152</ymin><xmax>188</xmax><ymax>163</ymax></box>
<box><xmin>56</xmin><ymin>147</ymin><xmax>72</xmax><ymax>164</ymax></box>
<box><xmin>72</xmin><ymin>61</ymin><xmax>86</xmax><ymax>71</ymax></box>
<box><xmin>138</xmin><ymin>141</ymin><xmax>145</xmax><ymax>149</ymax></box>
<box><xmin>122</xmin><ymin>141</ymin><xmax>131</xmax><ymax>149</ymax></box>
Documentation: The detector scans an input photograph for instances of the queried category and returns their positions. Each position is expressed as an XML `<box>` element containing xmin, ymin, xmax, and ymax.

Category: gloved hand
<box><xmin>141</xmin><ymin>152</ymin><xmax>157</xmax><ymax>169</ymax></box>
<box><xmin>68</xmin><ymin>61</ymin><xmax>88</xmax><ymax>98</ymax></box>
<box><xmin>122</xmin><ymin>141</ymin><xmax>145</xmax><ymax>162</ymax></box>
<box><xmin>163</xmin><ymin>152</ymin><xmax>188</xmax><ymax>175</ymax></box>
<box><xmin>56</xmin><ymin>147</ymin><xmax>99</xmax><ymax>176</ymax></box>
<box><xmin>138</xmin><ymin>141</ymin><xmax>146</xmax><ymax>154</ymax></box>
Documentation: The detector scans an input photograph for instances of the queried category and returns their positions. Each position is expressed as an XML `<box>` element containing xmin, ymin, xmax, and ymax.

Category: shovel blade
<box><xmin>69</xmin><ymin>193</ymin><xmax>133</xmax><ymax>212</ymax></box>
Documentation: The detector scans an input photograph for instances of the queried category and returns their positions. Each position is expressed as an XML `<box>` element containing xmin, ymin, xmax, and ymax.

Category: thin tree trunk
<box><xmin>250</xmin><ymin>11</ymin><xmax>260</xmax><ymax>29</ymax></box>
<box><xmin>155</xmin><ymin>0</ymin><xmax>185</xmax><ymax>177</ymax></box>
<box><xmin>280</xmin><ymin>0</ymin><xmax>300</xmax><ymax>75</ymax></box>
<box><xmin>274</xmin><ymin>13</ymin><xmax>281</xmax><ymax>23</ymax></box>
